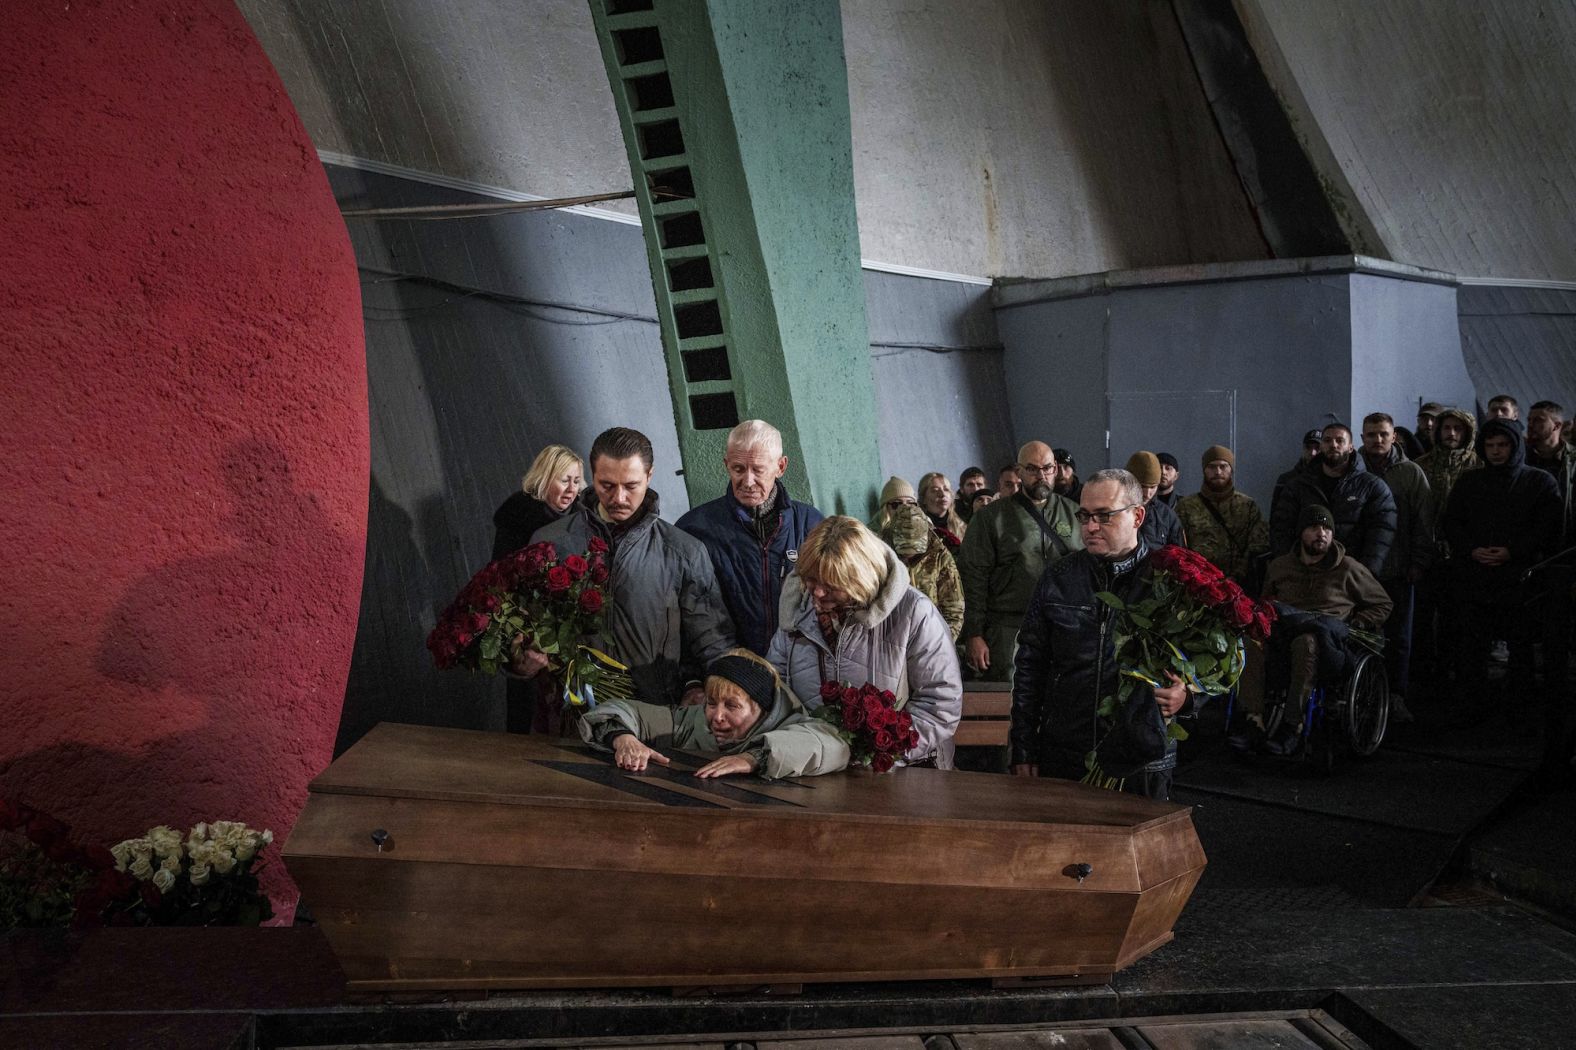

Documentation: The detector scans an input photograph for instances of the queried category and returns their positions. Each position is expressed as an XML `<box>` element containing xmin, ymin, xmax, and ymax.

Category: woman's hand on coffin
<box><xmin>612</xmin><ymin>734</ymin><xmax>671</xmax><ymax>772</ymax></box>
<box><xmin>694</xmin><ymin>754</ymin><xmax>755</xmax><ymax>779</ymax></box>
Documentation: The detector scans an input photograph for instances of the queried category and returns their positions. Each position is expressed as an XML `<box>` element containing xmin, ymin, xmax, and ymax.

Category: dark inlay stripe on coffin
<box><xmin>552</xmin><ymin>744</ymin><xmax>806</xmax><ymax>807</ymax></box>
<box><xmin>531</xmin><ymin>760</ymin><xmax>722</xmax><ymax>808</ymax></box>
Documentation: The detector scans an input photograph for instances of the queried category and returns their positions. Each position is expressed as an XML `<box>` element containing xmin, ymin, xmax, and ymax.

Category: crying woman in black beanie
<box><xmin>578</xmin><ymin>648</ymin><xmax>851</xmax><ymax>780</ymax></box>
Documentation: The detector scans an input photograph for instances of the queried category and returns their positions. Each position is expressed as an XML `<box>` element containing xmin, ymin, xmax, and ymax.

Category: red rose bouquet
<box><xmin>426</xmin><ymin>538</ymin><xmax>631</xmax><ymax>708</ymax></box>
<box><xmin>1</xmin><ymin>797</ymin><xmax>128</xmax><ymax>929</ymax></box>
<box><xmin>812</xmin><ymin>681</ymin><xmax>920</xmax><ymax>773</ymax></box>
<box><xmin>1085</xmin><ymin>544</ymin><xmax>1277</xmax><ymax>788</ymax></box>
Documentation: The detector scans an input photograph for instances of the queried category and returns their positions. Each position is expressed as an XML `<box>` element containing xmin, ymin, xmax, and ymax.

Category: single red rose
<box><xmin>590</xmin><ymin>562</ymin><xmax>610</xmax><ymax>584</ymax></box>
<box><xmin>563</xmin><ymin>555</ymin><xmax>588</xmax><ymax>578</ymax></box>
<box><xmin>871</xmin><ymin>752</ymin><xmax>896</xmax><ymax>773</ymax></box>
<box><xmin>454</xmin><ymin>631</ymin><xmax>473</xmax><ymax>648</ymax></box>
<box><xmin>1204</xmin><ymin>579</ymin><xmax>1235</xmax><ymax>605</ymax></box>
<box><xmin>578</xmin><ymin>588</ymin><xmax>605</xmax><ymax>614</ymax></box>
<box><xmin>819</xmin><ymin>680</ymin><xmax>842</xmax><ymax>701</ymax></box>
<box><xmin>94</xmin><ymin>867</ymin><xmax>133</xmax><ymax>898</ymax></box>
<box><xmin>879</xmin><ymin>689</ymin><xmax>896</xmax><ymax>705</ymax></box>
<box><xmin>841</xmin><ymin>702</ymin><xmax>867</xmax><ymax>731</ymax></box>
<box><xmin>1228</xmin><ymin>594</ymin><xmax>1256</xmax><ymax>629</ymax></box>
<box><xmin>587</xmin><ymin>536</ymin><xmax>609</xmax><ymax>554</ymax></box>
<box><xmin>545</xmin><ymin>566</ymin><xmax>573</xmax><ymax>593</ymax></box>
<box><xmin>872</xmin><ymin>726</ymin><xmax>896</xmax><ymax>752</ymax></box>
<box><xmin>467</xmin><ymin>612</ymin><xmax>490</xmax><ymax>634</ymax></box>
<box><xmin>139</xmin><ymin>882</ymin><xmax>162</xmax><ymax>909</ymax></box>
<box><xmin>841</xmin><ymin>685</ymin><xmax>860</xmax><ymax>706</ymax></box>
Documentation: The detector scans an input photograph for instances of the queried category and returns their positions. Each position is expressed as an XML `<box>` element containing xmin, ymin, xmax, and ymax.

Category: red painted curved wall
<box><xmin>0</xmin><ymin>0</ymin><xmax>367</xmax><ymax>922</ymax></box>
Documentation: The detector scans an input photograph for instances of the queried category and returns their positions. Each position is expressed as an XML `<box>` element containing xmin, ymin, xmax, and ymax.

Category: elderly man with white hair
<box><xmin>677</xmin><ymin>420</ymin><xmax>825</xmax><ymax>655</ymax></box>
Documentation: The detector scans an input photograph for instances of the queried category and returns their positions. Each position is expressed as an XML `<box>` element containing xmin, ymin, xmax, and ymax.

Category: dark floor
<box><xmin>4</xmin><ymin>694</ymin><xmax>1574</xmax><ymax>1050</ymax></box>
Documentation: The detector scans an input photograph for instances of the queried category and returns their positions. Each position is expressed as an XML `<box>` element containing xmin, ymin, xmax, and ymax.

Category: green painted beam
<box><xmin>589</xmin><ymin>0</ymin><xmax>881</xmax><ymax>516</ymax></box>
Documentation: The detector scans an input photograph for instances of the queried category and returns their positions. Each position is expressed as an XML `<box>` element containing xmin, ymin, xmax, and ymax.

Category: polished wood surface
<box><xmin>286</xmin><ymin>723</ymin><xmax>1205</xmax><ymax>991</ymax></box>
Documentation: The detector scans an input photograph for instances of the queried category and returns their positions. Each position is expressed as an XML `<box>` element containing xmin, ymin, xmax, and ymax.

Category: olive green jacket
<box><xmin>1176</xmin><ymin>489</ymin><xmax>1269</xmax><ymax>582</ymax></box>
<box><xmin>578</xmin><ymin>689</ymin><xmax>849</xmax><ymax>780</ymax></box>
<box><xmin>958</xmin><ymin>492</ymin><xmax>1083</xmax><ymax>640</ymax></box>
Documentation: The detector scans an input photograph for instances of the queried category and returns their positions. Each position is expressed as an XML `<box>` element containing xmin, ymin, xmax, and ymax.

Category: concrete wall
<box><xmin>841</xmin><ymin>0</ymin><xmax>1267</xmax><ymax>277</ymax></box>
<box><xmin>1238</xmin><ymin>0</ymin><xmax>1576</xmax><ymax>281</ymax></box>
<box><xmin>866</xmin><ymin>272</ymin><xmax>1013</xmax><ymax>488</ymax></box>
<box><xmin>1457</xmin><ymin>285</ymin><xmax>1576</xmax><ymax>412</ymax></box>
<box><xmin>995</xmin><ymin>263</ymin><xmax>1471</xmax><ymax>508</ymax></box>
<box><xmin>237</xmin><ymin>0</ymin><xmax>1267</xmax><ymax>280</ymax></box>
<box><xmin>1349</xmin><ymin>275</ymin><xmax>1475</xmax><ymax>424</ymax></box>
<box><xmin>331</xmin><ymin>162</ymin><xmax>1005</xmax><ymax>751</ymax></box>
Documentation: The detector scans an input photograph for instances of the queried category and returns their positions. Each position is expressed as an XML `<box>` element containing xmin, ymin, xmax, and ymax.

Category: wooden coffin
<box><xmin>285</xmin><ymin>722</ymin><xmax>1206</xmax><ymax>991</ymax></box>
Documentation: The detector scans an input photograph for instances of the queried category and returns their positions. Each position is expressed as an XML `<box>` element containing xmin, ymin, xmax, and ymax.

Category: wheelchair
<box><xmin>1237</xmin><ymin>639</ymin><xmax>1390</xmax><ymax>776</ymax></box>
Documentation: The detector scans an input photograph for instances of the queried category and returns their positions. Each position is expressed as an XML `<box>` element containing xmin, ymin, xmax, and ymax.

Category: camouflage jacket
<box><xmin>1414</xmin><ymin>409</ymin><xmax>1481</xmax><ymax>524</ymax></box>
<box><xmin>905</xmin><ymin>535</ymin><xmax>965</xmax><ymax>641</ymax></box>
<box><xmin>1176</xmin><ymin>489</ymin><xmax>1269</xmax><ymax>582</ymax></box>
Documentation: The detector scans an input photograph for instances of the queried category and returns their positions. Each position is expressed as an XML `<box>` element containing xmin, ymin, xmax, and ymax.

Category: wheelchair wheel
<box><xmin>1342</xmin><ymin>652</ymin><xmax>1390</xmax><ymax>757</ymax></box>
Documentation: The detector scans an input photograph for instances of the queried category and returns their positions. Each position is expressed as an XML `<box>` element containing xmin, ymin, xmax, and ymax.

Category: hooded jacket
<box><xmin>578</xmin><ymin>684</ymin><xmax>849</xmax><ymax>780</ymax></box>
<box><xmin>1269</xmin><ymin>450</ymin><xmax>1397</xmax><ymax>577</ymax></box>
<box><xmin>1414</xmin><ymin>408</ymin><xmax>1482</xmax><ymax>525</ymax></box>
<box><xmin>1442</xmin><ymin>418</ymin><xmax>1562</xmax><ymax>603</ymax></box>
<box><xmin>881</xmin><ymin>507</ymin><xmax>965</xmax><ymax>641</ymax></box>
<box><xmin>676</xmin><ymin>481</ymin><xmax>823</xmax><ymax>656</ymax></box>
<box><xmin>767</xmin><ymin>546</ymin><xmax>962</xmax><ymax>768</ymax></box>
<box><xmin>1010</xmin><ymin>542</ymin><xmax>1183</xmax><ymax>778</ymax></box>
<box><xmin>1360</xmin><ymin>444</ymin><xmax>1435</xmax><ymax>581</ymax></box>
<box><xmin>533</xmin><ymin>489</ymin><xmax>736</xmax><ymax>698</ymax></box>
<box><xmin>1262</xmin><ymin>539</ymin><xmax>1393</xmax><ymax>631</ymax></box>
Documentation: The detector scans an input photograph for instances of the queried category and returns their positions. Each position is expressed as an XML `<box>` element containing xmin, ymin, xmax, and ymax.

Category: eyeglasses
<box><xmin>1075</xmin><ymin>505</ymin><xmax>1138</xmax><ymax>525</ymax></box>
<box><xmin>1019</xmin><ymin>463</ymin><xmax>1057</xmax><ymax>477</ymax></box>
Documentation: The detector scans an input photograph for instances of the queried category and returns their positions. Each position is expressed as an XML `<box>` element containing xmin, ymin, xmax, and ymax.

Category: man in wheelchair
<box><xmin>1234</xmin><ymin>505</ymin><xmax>1393</xmax><ymax>756</ymax></box>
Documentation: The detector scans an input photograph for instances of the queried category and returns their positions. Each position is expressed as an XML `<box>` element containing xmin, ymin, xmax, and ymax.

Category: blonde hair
<box><xmin>795</xmin><ymin>516</ymin><xmax>891</xmax><ymax>608</ymax></box>
<box><xmin>917</xmin><ymin>471</ymin><xmax>967</xmax><ymax>538</ymax></box>
<box><xmin>521</xmin><ymin>444</ymin><xmax>583</xmax><ymax>501</ymax></box>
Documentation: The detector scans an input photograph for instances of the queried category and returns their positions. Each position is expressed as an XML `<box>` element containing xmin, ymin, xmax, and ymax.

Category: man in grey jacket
<box><xmin>525</xmin><ymin>427</ymin><xmax>736</xmax><ymax>705</ymax></box>
<box><xmin>1359</xmin><ymin>412</ymin><xmax>1434</xmax><ymax>722</ymax></box>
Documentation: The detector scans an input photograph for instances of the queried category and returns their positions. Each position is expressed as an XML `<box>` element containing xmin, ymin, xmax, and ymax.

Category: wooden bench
<box><xmin>957</xmin><ymin>681</ymin><xmax>1012</xmax><ymax>747</ymax></box>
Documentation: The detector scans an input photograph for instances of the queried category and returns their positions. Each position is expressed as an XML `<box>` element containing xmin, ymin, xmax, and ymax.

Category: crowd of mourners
<box><xmin>488</xmin><ymin>396</ymin><xmax>1576</xmax><ymax>801</ymax></box>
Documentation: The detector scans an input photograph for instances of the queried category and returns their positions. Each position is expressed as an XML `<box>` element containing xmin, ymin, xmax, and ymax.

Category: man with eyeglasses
<box><xmin>959</xmin><ymin>441</ymin><xmax>1083</xmax><ymax>682</ymax></box>
<box><xmin>1010</xmin><ymin>469</ymin><xmax>1190</xmax><ymax>800</ymax></box>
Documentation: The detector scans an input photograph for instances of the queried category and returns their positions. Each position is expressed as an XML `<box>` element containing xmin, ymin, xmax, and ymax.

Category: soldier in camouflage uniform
<box><xmin>881</xmin><ymin>505</ymin><xmax>964</xmax><ymax>641</ymax></box>
<box><xmin>1414</xmin><ymin>408</ymin><xmax>1480</xmax><ymax>527</ymax></box>
<box><xmin>1176</xmin><ymin>445</ymin><xmax>1269</xmax><ymax>584</ymax></box>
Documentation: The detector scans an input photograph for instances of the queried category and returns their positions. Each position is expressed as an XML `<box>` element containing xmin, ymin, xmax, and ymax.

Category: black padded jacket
<box><xmin>1010</xmin><ymin>543</ymin><xmax>1178</xmax><ymax>778</ymax></box>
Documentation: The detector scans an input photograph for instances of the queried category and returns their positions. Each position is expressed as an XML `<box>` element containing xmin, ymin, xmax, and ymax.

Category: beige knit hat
<box><xmin>880</xmin><ymin>476</ymin><xmax>916</xmax><ymax>505</ymax></box>
<box><xmin>1125</xmin><ymin>451</ymin><xmax>1162</xmax><ymax>487</ymax></box>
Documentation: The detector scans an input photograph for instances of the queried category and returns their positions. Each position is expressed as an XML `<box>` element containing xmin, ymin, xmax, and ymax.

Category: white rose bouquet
<box><xmin>108</xmin><ymin>820</ymin><xmax>274</xmax><ymax>926</ymax></box>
